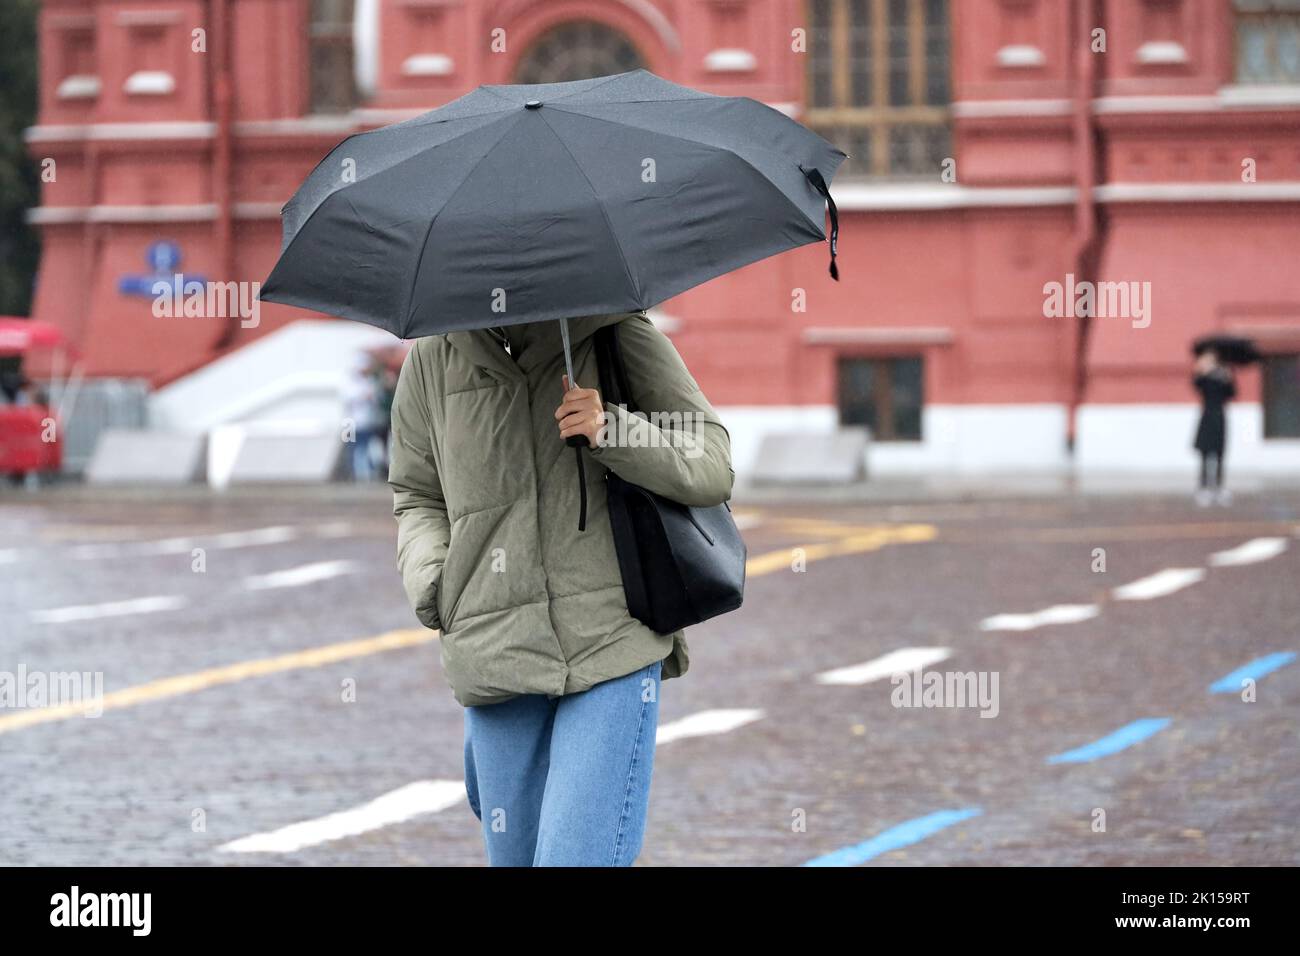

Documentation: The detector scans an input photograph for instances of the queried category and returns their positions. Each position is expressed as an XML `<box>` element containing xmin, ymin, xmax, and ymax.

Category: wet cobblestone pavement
<box><xmin>2</xmin><ymin>484</ymin><xmax>1298</xmax><ymax>866</ymax></box>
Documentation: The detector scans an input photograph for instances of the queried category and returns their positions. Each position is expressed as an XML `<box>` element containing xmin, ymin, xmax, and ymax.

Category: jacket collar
<box><xmin>444</xmin><ymin>328</ymin><xmax>521</xmax><ymax>384</ymax></box>
<box><xmin>445</xmin><ymin>312</ymin><xmax>638</xmax><ymax>384</ymax></box>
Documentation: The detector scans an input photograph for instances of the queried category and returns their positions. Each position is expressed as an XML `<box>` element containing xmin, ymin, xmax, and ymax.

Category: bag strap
<box><xmin>595</xmin><ymin>320</ymin><xmax>638</xmax><ymax>415</ymax></box>
<box><xmin>594</xmin><ymin>325</ymin><xmax>619</xmax><ymax>407</ymax></box>
<box><xmin>605</xmin><ymin>474</ymin><xmax>652</xmax><ymax>614</ymax></box>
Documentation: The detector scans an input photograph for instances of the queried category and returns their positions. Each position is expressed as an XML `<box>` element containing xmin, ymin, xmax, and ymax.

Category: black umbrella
<box><xmin>259</xmin><ymin>69</ymin><xmax>846</xmax><ymax>530</ymax></box>
<box><xmin>258</xmin><ymin>68</ymin><xmax>846</xmax><ymax>387</ymax></box>
<box><xmin>1191</xmin><ymin>334</ymin><xmax>1261</xmax><ymax>365</ymax></box>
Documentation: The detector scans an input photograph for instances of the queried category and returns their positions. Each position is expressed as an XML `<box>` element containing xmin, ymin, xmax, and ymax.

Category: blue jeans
<box><xmin>463</xmin><ymin>658</ymin><xmax>663</xmax><ymax>866</ymax></box>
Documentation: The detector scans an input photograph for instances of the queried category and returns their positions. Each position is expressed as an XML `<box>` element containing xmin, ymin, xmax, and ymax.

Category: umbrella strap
<box><xmin>804</xmin><ymin>167</ymin><xmax>839</xmax><ymax>281</ymax></box>
<box><xmin>575</xmin><ymin>444</ymin><xmax>587</xmax><ymax>532</ymax></box>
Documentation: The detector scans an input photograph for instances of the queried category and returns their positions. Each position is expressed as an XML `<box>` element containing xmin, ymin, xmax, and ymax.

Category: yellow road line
<box><xmin>3</xmin><ymin>523</ymin><xmax>935</xmax><ymax>734</ymax></box>
<box><xmin>745</xmin><ymin>524</ymin><xmax>937</xmax><ymax>576</ymax></box>
<box><xmin>0</xmin><ymin>628</ymin><xmax>435</xmax><ymax>735</ymax></box>
<box><xmin>944</xmin><ymin>520</ymin><xmax>1300</xmax><ymax>544</ymax></box>
<box><xmin>764</xmin><ymin>518</ymin><xmax>917</xmax><ymax>538</ymax></box>
<box><xmin>771</xmin><ymin>516</ymin><xmax>1300</xmax><ymax>545</ymax></box>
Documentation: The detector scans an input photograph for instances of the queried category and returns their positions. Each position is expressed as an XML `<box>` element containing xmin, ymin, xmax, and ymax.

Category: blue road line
<box><xmin>802</xmin><ymin>807</ymin><xmax>983</xmax><ymax>867</ymax></box>
<box><xmin>1209</xmin><ymin>651</ymin><xmax>1297</xmax><ymax>694</ymax></box>
<box><xmin>1046</xmin><ymin>718</ymin><xmax>1172</xmax><ymax>765</ymax></box>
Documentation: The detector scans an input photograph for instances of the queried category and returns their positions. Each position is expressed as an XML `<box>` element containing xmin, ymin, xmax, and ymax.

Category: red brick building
<box><xmin>25</xmin><ymin>0</ymin><xmax>1300</xmax><ymax>476</ymax></box>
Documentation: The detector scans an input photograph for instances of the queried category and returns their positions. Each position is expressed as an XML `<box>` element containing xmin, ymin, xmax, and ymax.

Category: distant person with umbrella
<box><xmin>1190</xmin><ymin>335</ymin><xmax>1257</xmax><ymax>506</ymax></box>
<box><xmin>260</xmin><ymin>70</ymin><xmax>844</xmax><ymax>866</ymax></box>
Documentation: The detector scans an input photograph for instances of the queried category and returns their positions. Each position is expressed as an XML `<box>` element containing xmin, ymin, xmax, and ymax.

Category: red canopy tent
<box><xmin>0</xmin><ymin>317</ymin><xmax>65</xmax><ymax>355</ymax></box>
<box><xmin>0</xmin><ymin>317</ymin><xmax>70</xmax><ymax>478</ymax></box>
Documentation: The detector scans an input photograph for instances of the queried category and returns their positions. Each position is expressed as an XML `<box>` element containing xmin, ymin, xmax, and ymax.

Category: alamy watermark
<box><xmin>892</xmin><ymin>667</ymin><xmax>1000</xmax><ymax>718</ymax></box>
<box><xmin>0</xmin><ymin>665</ymin><xmax>104</xmax><ymax>717</ymax></box>
<box><xmin>596</xmin><ymin>404</ymin><xmax>707</xmax><ymax>459</ymax></box>
<box><xmin>50</xmin><ymin>886</ymin><xmax>150</xmax><ymax>936</ymax></box>
<box><xmin>1043</xmin><ymin>273</ymin><xmax>1151</xmax><ymax>329</ymax></box>
<box><xmin>152</xmin><ymin>279</ymin><xmax>261</xmax><ymax>328</ymax></box>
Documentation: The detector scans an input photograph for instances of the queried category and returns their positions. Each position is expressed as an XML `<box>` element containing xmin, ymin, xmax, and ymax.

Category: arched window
<box><xmin>512</xmin><ymin>21</ymin><xmax>645</xmax><ymax>84</ymax></box>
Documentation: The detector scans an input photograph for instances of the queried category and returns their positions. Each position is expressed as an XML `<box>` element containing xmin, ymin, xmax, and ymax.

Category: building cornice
<box><xmin>1094</xmin><ymin>183</ymin><xmax>1300</xmax><ymax>203</ymax></box>
<box><xmin>804</xmin><ymin>327</ymin><xmax>955</xmax><ymax>347</ymax></box>
<box><xmin>954</xmin><ymin>86</ymin><xmax>1300</xmax><ymax>119</ymax></box>
<box><xmin>834</xmin><ymin>182</ymin><xmax>1300</xmax><ymax>211</ymax></box>
<box><xmin>833</xmin><ymin>184</ymin><xmax>1077</xmax><ymax>210</ymax></box>
<box><xmin>27</xmin><ymin>182</ymin><xmax>1300</xmax><ymax>225</ymax></box>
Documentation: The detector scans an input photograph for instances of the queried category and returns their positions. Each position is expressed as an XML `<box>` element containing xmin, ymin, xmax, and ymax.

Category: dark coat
<box><xmin>1193</xmin><ymin>370</ymin><xmax>1235</xmax><ymax>454</ymax></box>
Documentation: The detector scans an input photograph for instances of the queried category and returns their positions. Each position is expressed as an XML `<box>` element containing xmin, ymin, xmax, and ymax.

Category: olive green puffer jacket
<box><xmin>388</xmin><ymin>311</ymin><xmax>735</xmax><ymax>707</ymax></box>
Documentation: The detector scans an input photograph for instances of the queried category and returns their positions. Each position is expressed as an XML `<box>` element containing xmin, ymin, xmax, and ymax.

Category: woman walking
<box><xmin>387</xmin><ymin>310</ymin><xmax>734</xmax><ymax>866</ymax></box>
<box><xmin>1192</xmin><ymin>348</ymin><xmax>1235</xmax><ymax>506</ymax></box>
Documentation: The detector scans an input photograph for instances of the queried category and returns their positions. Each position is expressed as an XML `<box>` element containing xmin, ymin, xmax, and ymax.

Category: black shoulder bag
<box><xmin>592</xmin><ymin>322</ymin><xmax>747</xmax><ymax>634</ymax></box>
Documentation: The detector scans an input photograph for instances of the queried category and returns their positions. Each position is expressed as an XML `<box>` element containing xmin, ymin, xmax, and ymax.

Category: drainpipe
<box><xmin>209</xmin><ymin>0</ymin><xmax>237</xmax><ymax>351</ymax></box>
<box><xmin>1067</xmin><ymin>0</ymin><xmax>1103</xmax><ymax>453</ymax></box>
<box><xmin>78</xmin><ymin>144</ymin><xmax>103</xmax><ymax>349</ymax></box>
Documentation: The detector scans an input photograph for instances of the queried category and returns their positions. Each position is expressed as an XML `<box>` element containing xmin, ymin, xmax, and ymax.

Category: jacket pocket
<box><xmin>436</xmin><ymin>517</ymin><xmax>459</xmax><ymax>630</ymax></box>
<box><xmin>434</xmin><ymin>576</ymin><xmax>450</xmax><ymax>630</ymax></box>
<box><xmin>414</xmin><ymin>565</ymin><xmax>444</xmax><ymax>631</ymax></box>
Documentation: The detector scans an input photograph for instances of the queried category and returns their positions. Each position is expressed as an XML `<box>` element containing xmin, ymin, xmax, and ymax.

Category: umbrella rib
<box><xmin>272</xmin><ymin>113</ymin><xmax>526</xmax><ymax>291</ymax></box>
<box><xmin>280</xmin><ymin>109</ymin><xmax>519</xmax><ymax>217</ymax></box>
<box><xmin>479</xmin><ymin>70</ymin><xmax>633</xmax><ymax>107</ymax></box>
<box><xmin>400</xmin><ymin>111</ymin><xmax>527</xmax><ymax>339</ymax></box>
<box><xmin>478</xmin><ymin>85</ymin><xmax>524</xmax><ymax>105</ymax></box>
<box><xmin>535</xmin><ymin>110</ymin><xmax>642</xmax><ymax>306</ymax></box>
<box><xmin>542</xmin><ymin>103</ymin><xmax>833</xmax><ymax>240</ymax></box>
<box><xmin>380</xmin><ymin>102</ymin><xmax>517</xmax><ymax>132</ymax></box>
<box><xmin>545</xmin><ymin>69</ymin><xmax>639</xmax><ymax>103</ymax></box>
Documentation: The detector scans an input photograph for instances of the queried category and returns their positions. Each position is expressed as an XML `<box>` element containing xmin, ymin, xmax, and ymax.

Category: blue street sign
<box><xmin>118</xmin><ymin>241</ymin><xmax>206</xmax><ymax>298</ymax></box>
<box><xmin>146</xmin><ymin>240</ymin><xmax>181</xmax><ymax>273</ymax></box>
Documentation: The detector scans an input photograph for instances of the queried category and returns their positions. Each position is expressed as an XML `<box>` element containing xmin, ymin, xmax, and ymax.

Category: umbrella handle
<box><xmin>559</xmin><ymin>316</ymin><xmax>591</xmax><ymax>448</ymax></box>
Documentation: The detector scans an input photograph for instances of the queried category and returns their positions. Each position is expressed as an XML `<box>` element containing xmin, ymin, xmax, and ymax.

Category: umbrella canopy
<box><xmin>258</xmin><ymin>69</ymin><xmax>846</xmax><ymax>339</ymax></box>
<box><xmin>1192</xmin><ymin>334</ymin><xmax>1261</xmax><ymax>365</ymax></box>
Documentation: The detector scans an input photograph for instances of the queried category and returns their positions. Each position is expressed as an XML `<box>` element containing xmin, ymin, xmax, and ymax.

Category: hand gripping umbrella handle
<box><xmin>560</xmin><ymin>317</ymin><xmax>590</xmax><ymax>449</ymax></box>
<box><xmin>560</xmin><ymin>316</ymin><xmax>589</xmax><ymax>532</ymax></box>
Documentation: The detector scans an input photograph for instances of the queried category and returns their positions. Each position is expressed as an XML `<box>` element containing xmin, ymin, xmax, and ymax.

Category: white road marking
<box><xmin>72</xmin><ymin>525</ymin><xmax>298</xmax><ymax>560</ymax></box>
<box><xmin>136</xmin><ymin>536</ymin><xmax>198</xmax><ymax>556</ymax></box>
<box><xmin>655</xmin><ymin>708</ymin><xmax>764</xmax><ymax>744</ymax></box>
<box><xmin>243</xmin><ymin>560</ymin><xmax>358</xmax><ymax>591</ymax></box>
<box><xmin>68</xmin><ymin>543</ymin><xmax>111</xmax><ymax>559</ymax></box>
<box><xmin>217</xmin><ymin>780</ymin><xmax>467</xmax><ymax>854</ymax></box>
<box><xmin>30</xmin><ymin>594</ymin><xmax>188</xmax><ymax>624</ymax></box>
<box><xmin>815</xmin><ymin>647</ymin><xmax>953</xmax><ymax>685</ymax></box>
<box><xmin>210</xmin><ymin>526</ymin><xmax>299</xmax><ymax>548</ymax></box>
<box><xmin>220</xmin><ymin>711</ymin><xmax>766</xmax><ymax>855</ymax></box>
<box><xmin>1112</xmin><ymin>567</ymin><xmax>1206</xmax><ymax>601</ymax></box>
<box><xmin>1209</xmin><ymin>537</ymin><xmax>1289</xmax><ymax>567</ymax></box>
<box><xmin>979</xmin><ymin>604</ymin><xmax>1101</xmax><ymax>632</ymax></box>
<box><xmin>73</xmin><ymin>537</ymin><xmax>193</xmax><ymax>559</ymax></box>
<box><xmin>315</xmin><ymin>521</ymin><xmax>356</xmax><ymax>538</ymax></box>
